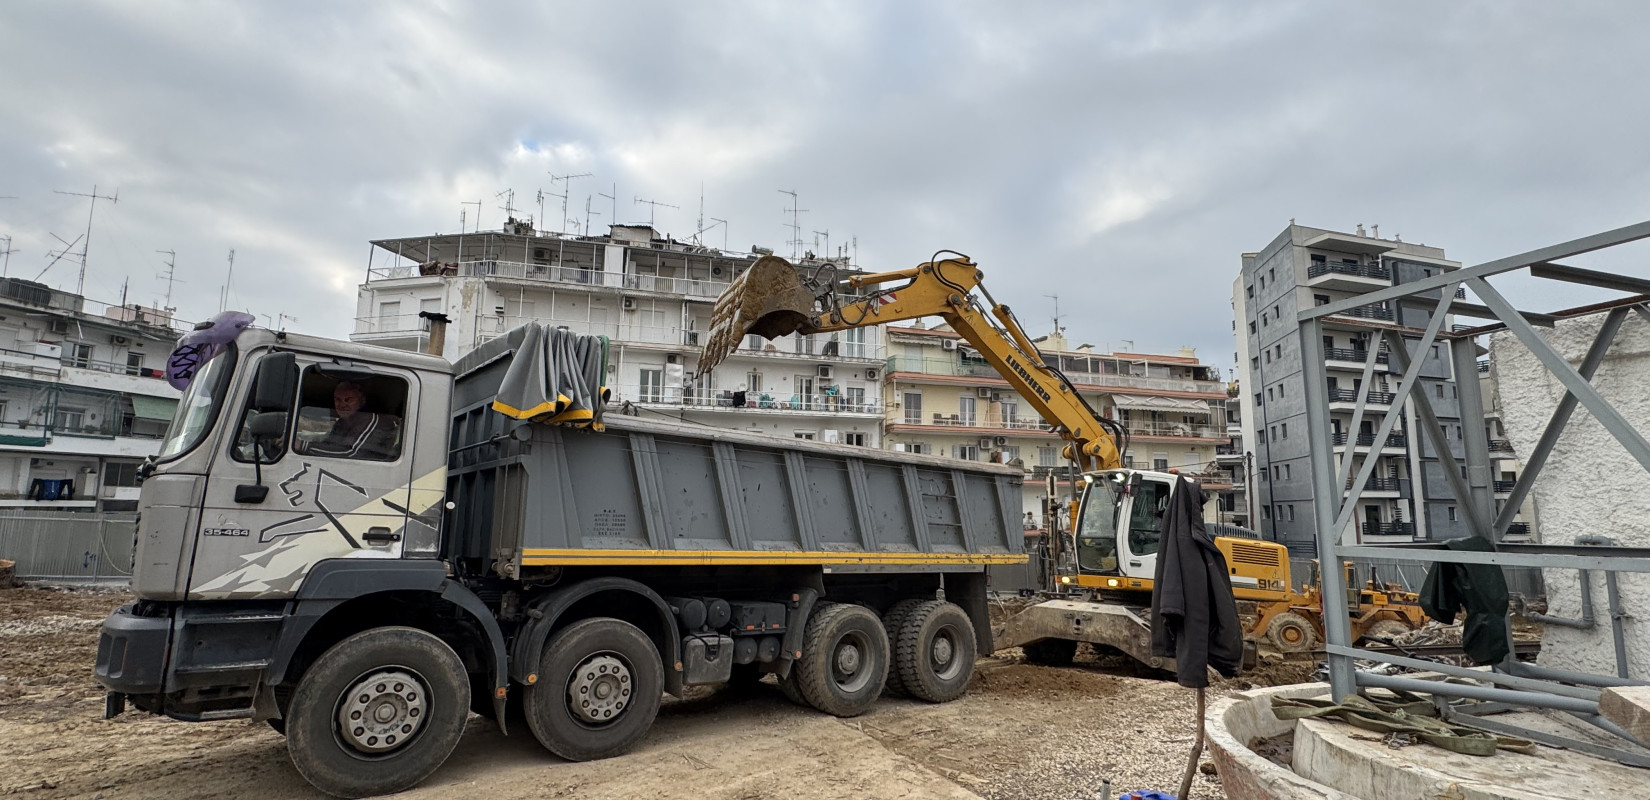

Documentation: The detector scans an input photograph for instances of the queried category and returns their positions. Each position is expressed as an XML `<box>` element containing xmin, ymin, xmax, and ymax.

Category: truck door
<box><xmin>188</xmin><ymin>355</ymin><xmax>420</xmax><ymax>599</ymax></box>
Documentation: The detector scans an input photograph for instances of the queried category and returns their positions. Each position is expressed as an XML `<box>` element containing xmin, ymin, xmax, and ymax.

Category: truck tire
<box><xmin>284</xmin><ymin>626</ymin><xmax>470</xmax><ymax>799</ymax></box>
<box><xmin>1267</xmin><ymin>612</ymin><xmax>1318</xmax><ymax>653</ymax></box>
<box><xmin>1022</xmin><ymin>638</ymin><xmax>1078</xmax><ymax>667</ymax></box>
<box><xmin>879</xmin><ymin>599</ymin><xmax>927</xmax><ymax>698</ymax></box>
<box><xmin>895</xmin><ymin>601</ymin><xmax>976</xmax><ymax>703</ymax></box>
<box><xmin>523</xmin><ymin>617</ymin><xmax>663</xmax><ymax>762</ymax></box>
<box><xmin>789</xmin><ymin>602</ymin><xmax>888</xmax><ymax>717</ymax></box>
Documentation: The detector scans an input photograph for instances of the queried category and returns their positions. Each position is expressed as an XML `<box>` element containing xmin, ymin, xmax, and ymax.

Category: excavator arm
<box><xmin>700</xmin><ymin>253</ymin><xmax>1125</xmax><ymax>472</ymax></box>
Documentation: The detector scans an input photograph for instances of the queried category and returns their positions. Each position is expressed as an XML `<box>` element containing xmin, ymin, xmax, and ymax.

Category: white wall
<box><xmin>1492</xmin><ymin>314</ymin><xmax>1650</xmax><ymax>678</ymax></box>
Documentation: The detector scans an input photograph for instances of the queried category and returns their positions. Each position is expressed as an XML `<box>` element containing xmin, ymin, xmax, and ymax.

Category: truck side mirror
<box><xmin>247</xmin><ymin>410</ymin><xmax>288</xmax><ymax>445</ymax></box>
<box><xmin>253</xmin><ymin>352</ymin><xmax>298</xmax><ymax>412</ymax></box>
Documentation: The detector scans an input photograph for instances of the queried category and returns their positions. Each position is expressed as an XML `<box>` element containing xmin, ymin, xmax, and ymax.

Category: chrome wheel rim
<box><xmin>568</xmin><ymin>653</ymin><xmax>632</xmax><ymax>725</ymax></box>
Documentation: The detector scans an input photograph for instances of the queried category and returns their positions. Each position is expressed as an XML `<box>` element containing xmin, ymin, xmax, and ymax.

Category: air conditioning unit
<box><xmin>666</xmin><ymin>353</ymin><xmax>681</xmax><ymax>365</ymax></box>
<box><xmin>712</xmin><ymin>265</ymin><xmax>725</xmax><ymax>277</ymax></box>
<box><xmin>109</xmin><ymin>335</ymin><xmax>128</xmax><ymax>345</ymax></box>
<box><xmin>864</xmin><ymin>368</ymin><xmax>880</xmax><ymax>381</ymax></box>
<box><xmin>993</xmin><ymin>435</ymin><xmax>1008</xmax><ymax>446</ymax></box>
<box><xmin>991</xmin><ymin>392</ymin><xmax>1004</xmax><ymax>402</ymax></box>
<box><xmin>977</xmin><ymin>438</ymin><xmax>994</xmax><ymax>449</ymax></box>
<box><xmin>49</xmin><ymin>319</ymin><xmax>69</xmax><ymax>335</ymax></box>
<box><xmin>941</xmin><ymin>339</ymin><xmax>958</xmax><ymax>351</ymax></box>
<box><xmin>493</xmin><ymin>306</ymin><xmax>506</xmax><ymax>316</ymax></box>
<box><xmin>976</xmin><ymin>387</ymin><xmax>993</xmax><ymax>399</ymax></box>
<box><xmin>816</xmin><ymin>365</ymin><xmax>833</xmax><ymax>379</ymax></box>
<box><xmin>622</xmin><ymin>297</ymin><xmax>638</xmax><ymax>311</ymax></box>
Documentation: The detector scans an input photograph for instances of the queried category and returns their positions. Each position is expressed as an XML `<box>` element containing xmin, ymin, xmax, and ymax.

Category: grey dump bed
<box><xmin>445</xmin><ymin>327</ymin><xmax>1026</xmax><ymax>571</ymax></box>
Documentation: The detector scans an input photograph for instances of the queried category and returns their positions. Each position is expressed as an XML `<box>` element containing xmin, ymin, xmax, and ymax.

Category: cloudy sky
<box><xmin>3</xmin><ymin>1</ymin><xmax>1648</xmax><ymax>371</ymax></box>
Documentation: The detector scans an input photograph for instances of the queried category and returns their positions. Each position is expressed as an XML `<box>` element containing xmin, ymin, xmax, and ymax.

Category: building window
<box><xmin>1270</xmin><ymin>425</ymin><xmax>1277</xmax><ymax>442</ymax></box>
<box><xmin>1038</xmin><ymin>446</ymin><xmax>1057</xmax><ymax>467</ymax></box>
<box><xmin>104</xmin><ymin>460</ymin><xmax>143</xmax><ymax>487</ymax></box>
<box><xmin>1254</xmin><ymin>393</ymin><xmax>1262</xmax><ymax>407</ymax></box>
<box><xmin>1277</xmin><ymin>384</ymin><xmax>1285</xmax><ymax>397</ymax></box>
<box><xmin>65</xmin><ymin>343</ymin><xmax>93</xmax><ymax>369</ymax></box>
<box><xmin>1262</xmin><ymin>505</ymin><xmax>1271</xmax><ymax>520</ymax></box>
<box><xmin>955</xmin><ymin>444</ymin><xmax>979</xmax><ymax>460</ymax></box>
<box><xmin>53</xmin><ymin>407</ymin><xmax>87</xmax><ymax>431</ymax></box>
<box><xmin>1123</xmin><ymin>451</ymin><xmax>1135</xmax><ymax>468</ymax></box>
<box><xmin>794</xmin><ymin>431</ymin><xmax>816</xmax><ymax>440</ymax></box>
<box><xmin>1262</xmin><ymin>314</ymin><xmax>1268</xmax><ymax>328</ymax></box>
<box><xmin>1287</xmin><ymin>504</ymin><xmax>1296</xmax><ymax>521</ymax></box>
<box><xmin>1001</xmin><ymin>445</ymin><xmax>1020</xmax><ymax>462</ymax></box>
<box><xmin>1284</xmin><ymin>463</ymin><xmax>1291</xmax><ymax>480</ymax></box>
<box><xmin>1281</xmin><ymin>423</ymin><xmax>1288</xmax><ymax>438</ymax></box>
<box><xmin>747</xmin><ymin>371</ymin><xmax>764</xmax><ymax>393</ymax></box>
<box><xmin>843</xmin><ymin>432</ymin><xmax>866</xmax><ymax>446</ymax></box>
<box><xmin>1267</xmin><ymin>387</ymin><xmax>1273</xmax><ymax>401</ymax></box>
<box><xmin>1447</xmin><ymin>506</ymin><xmax>1458</xmax><ymax>521</ymax></box>
<box><xmin>1248</xmin><ymin>321</ymin><xmax>1257</xmax><ymax>334</ymax></box>
<box><xmin>1274</xmin><ymin>344</ymin><xmax>1282</xmax><ymax>358</ymax></box>
<box><xmin>1246</xmin><ymin>285</ymin><xmax>1253</xmax><ymax>298</ymax></box>
<box><xmin>1315</xmin><ymin>294</ymin><xmax>1330</xmax><ymax>306</ymax></box>
<box><xmin>125</xmin><ymin>352</ymin><xmax>144</xmax><ymax>376</ymax></box>
<box><xmin>957</xmin><ymin>395</ymin><xmax>977</xmax><ymax>426</ymax></box>
<box><xmin>903</xmin><ymin>391</ymin><xmax>922</xmax><ymax>424</ymax></box>
<box><xmin>1269</xmin><ymin>268</ymin><xmax>1275</xmax><ymax>283</ymax></box>
<box><xmin>1001</xmin><ymin>400</ymin><xmax>1018</xmax><ymax>425</ymax></box>
<box><xmin>1251</xmin><ymin>356</ymin><xmax>1260</xmax><ymax>370</ymax></box>
<box><xmin>1436</xmin><ymin>383</ymin><xmax>1444</xmax><ymax>398</ymax></box>
<box><xmin>1265</xmin><ymin>351</ymin><xmax>1272</xmax><ymax>365</ymax></box>
<box><xmin>1153</xmin><ymin>453</ymin><xmax>1169</xmax><ymax>471</ymax></box>
<box><xmin>639</xmin><ymin>368</ymin><xmax>664</xmax><ymax>402</ymax></box>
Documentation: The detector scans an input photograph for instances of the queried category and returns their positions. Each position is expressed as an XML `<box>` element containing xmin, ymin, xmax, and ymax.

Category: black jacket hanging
<box><xmin>1419</xmin><ymin>536</ymin><xmax>1510</xmax><ymax>665</ymax></box>
<box><xmin>1149</xmin><ymin>477</ymin><xmax>1245</xmax><ymax>687</ymax></box>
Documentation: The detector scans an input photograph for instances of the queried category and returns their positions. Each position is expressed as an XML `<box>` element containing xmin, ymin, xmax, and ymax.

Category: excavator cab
<box><xmin>1066</xmin><ymin>469</ymin><xmax>1176</xmax><ymax>591</ymax></box>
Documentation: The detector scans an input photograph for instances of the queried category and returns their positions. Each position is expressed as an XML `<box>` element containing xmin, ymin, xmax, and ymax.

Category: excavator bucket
<box><xmin>699</xmin><ymin>255</ymin><xmax>819</xmax><ymax>374</ymax></box>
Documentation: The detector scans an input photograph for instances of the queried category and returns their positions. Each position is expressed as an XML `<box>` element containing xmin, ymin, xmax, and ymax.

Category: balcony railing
<box><xmin>1493</xmin><ymin>480</ymin><xmax>1517</xmax><ymax>493</ymax></box>
<box><xmin>1506</xmin><ymin>522</ymin><xmax>1532</xmax><ymax>537</ymax></box>
<box><xmin>617</xmin><ymin>386</ymin><xmax>882</xmax><ymax>415</ymax></box>
<box><xmin>1454</xmin><ymin>287</ymin><xmax>1468</xmax><ymax>299</ymax></box>
<box><xmin>1123</xmin><ymin>422</ymin><xmax>1229</xmax><ymax>439</ymax></box>
<box><xmin>1327</xmin><ymin>303</ymin><xmax>1395</xmax><ymax>321</ymax></box>
<box><xmin>907</xmin><ymin>414</ymin><xmax>1054</xmax><ymax>432</ymax></box>
<box><xmin>1477</xmin><ymin>359</ymin><xmax>1491</xmax><ymax>373</ymax></box>
<box><xmin>1331</xmin><ymin>432</ymin><xmax>1407</xmax><ymax>448</ymax></box>
<box><xmin>1323</xmin><ymin>348</ymin><xmax>1389</xmax><ymax>365</ymax></box>
<box><xmin>367</xmin><ymin>259</ymin><xmax>736</xmax><ymax>300</ymax></box>
<box><xmin>882</xmin><ymin>355</ymin><xmax>1225</xmax><ymax>396</ymax></box>
<box><xmin>1327</xmin><ymin>388</ymin><xmax>1395</xmax><ymax>405</ymax></box>
<box><xmin>1346</xmin><ymin>477</ymin><xmax>1402</xmax><ymax>492</ymax></box>
<box><xmin>1488</xmin><ymin>439</ymin><xmax>1515</xmax><ymax>453</ymax></box>
<box><xmin>1308</xmin><ymin>262</ymin><xmax>1390</xmax><ymax>280</ymax></box>
<box><xmin>1362</xmin><ymin>522</ymin><xmax>1415</xmax><ymax>537</ymax></box>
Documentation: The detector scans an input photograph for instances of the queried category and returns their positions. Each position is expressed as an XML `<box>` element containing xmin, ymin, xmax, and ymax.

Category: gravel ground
<box><xmin>0</xmin><ymin>585</ymin><xmax>1317</xmax><ymax>799</ymax></box>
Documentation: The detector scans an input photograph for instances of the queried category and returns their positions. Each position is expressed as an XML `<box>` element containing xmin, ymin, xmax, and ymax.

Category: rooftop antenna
<box><xmin>778</xmin><ymin>189</ymin><xmax>808</xmax><ymax>259</ymax></box>
<box><xmin>155</xmin><ymin>249</ymin><xmax>180</xmax><ymax>312</ymax></box>
<box><xmin>219</xmin><ymin>249</ymin><xmax>235</xmax><ymax>313</ymax></box>
<box><xmin>813</xmin><ymin>229</ymin><xmax>830</xmax><ymax>260</ymax></box>
<box><xmin>584</xmin><ymin>195</ymin><xmax>601</xmax><ymax>238</ymax></box>
<box><xmin>633</xmin><ymin>196</ymin><xmax>678</xmax><ymax>231</ymax></box>
<box><xmin>535</xmin><ymin>189</ymin><xmax>547</xmax><ymax>234</ymax></box>
<box><xmin>496</xmin><ymin>189</ymin><xmax>517</xmax><ymax>222</ymax></box>
<box><xmin>53</xmin><ymin>185</ymin><xmax>118</xmax><ymax>295</ymax></box>
<box><xmin>1044</xmin><ymin>293</ymin><xmax>1061</xmax><ymax>335</ymax></box>
<box><xmin>278</xmin><ymin>312</ymin><xmax>299</xmax><ymax>331</ymax></box>
<box><xmin>599</xmin><ymin>183</ymin><xmax>616</xmax><ymax>231</ymax></box>
<box><xmin>711</xmin><ymin>217</ymin><xmax>728</xmax><ymax>252</ymax></box>
<box><xmin>0</xmin><ymin>235</ymin><xmax>14</xmax><ymax>278</ymax></box>
<box><xmin>549</xmin><ymin>172</ymin><xmax>592</xmax><ymax>234</ymax></box>
<box><xmin>38</xmin><ymin>232</ymin><xmax>84</xmax><ymax>282</ymax></box>
<box><xmin>460</xmin><ymin>199</ymin><xmax>481</xmax><ymax>233</ymax></box>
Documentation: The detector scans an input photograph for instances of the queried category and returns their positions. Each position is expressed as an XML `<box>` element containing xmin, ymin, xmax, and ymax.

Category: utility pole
<box><xmin>549</xmin><ymin>172</ymin><xmax>592</xmax><ymax>234</ymax></box>
<box><xmin>53</xmin><ymin>185</ymin><xmax>118</xmax><ymax>295</ymax></box>
<box><xmin>155</xmin><ymin>249</ymin><xmax>179</xmax><ymax>312</ymax></box>
<box><xmin>778</xmin><ymin>189</ymin><xmax>807</xmax><ymax>259</ymax></box>
<box><xmin>219</xmin><ymin>249</ymin><xmax>235</xmax><ymax>313</ymax></box>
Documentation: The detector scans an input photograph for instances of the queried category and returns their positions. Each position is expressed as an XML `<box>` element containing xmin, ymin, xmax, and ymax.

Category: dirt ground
<box><xmin>0</xmin><ymin>586</ymin><xmax>1315</xmax><ymax>800</ymax></box>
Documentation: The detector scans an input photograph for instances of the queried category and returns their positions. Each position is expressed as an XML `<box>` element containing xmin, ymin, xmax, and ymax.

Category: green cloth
<box><xmin>1419</xmin><ymin>536</ymin><xmax>1511</xmax><ymax>665</ymax></box>
<box><xmin>1271</xmin><ymin>693</ymin><xmax>1535</xmax><ymax>756</ymax></box>
<box><xmin>129</xmin><ymin>395</ymin><xmax>178</xmax><ymax>421</ymax></box>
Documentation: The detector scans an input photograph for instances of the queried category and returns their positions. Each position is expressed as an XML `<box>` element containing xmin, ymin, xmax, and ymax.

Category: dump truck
<box><xmin>94</xmin><ymin>319</ymin><xmax>1027</xmax><ymax>798</ymax></box>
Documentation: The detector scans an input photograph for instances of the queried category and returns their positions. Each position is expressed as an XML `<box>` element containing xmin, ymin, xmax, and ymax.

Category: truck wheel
<box><xmin>790</xmin><ymin>602</ymin><xmax>888</xmax><ymax>717</ymax></box>
<box><xmin>879</xmin><ymin>599</ymin><xmax>926</xmax><ymax>697</ymax></box>
<box><xmin>1360</xmin><ymin>619</ymin><xmax>1411</xmax><ymax>644</ymax></box>
<box><xmin>1022</xmin><ymin>638</ymin><xmax>1078</xmax><ymax>667</ymax></box>
<box><xmin>1267</xmin><ymin>612</ymin><xmax>1318</xmax><ymax>653</ymax></box>
<box><xmin>524</xmin><ymin>618</ymin><xmax>663</xmax><ymax>762</ymax></box>
<box><xmin>895</xmin><ymin>601</ymin><xmax>976</xmax><ymax>703</ymax></box>
<box><xmin>284</xmin><ymin>627</ymin><xmax>470</xmax><ymax>799</ymax></box>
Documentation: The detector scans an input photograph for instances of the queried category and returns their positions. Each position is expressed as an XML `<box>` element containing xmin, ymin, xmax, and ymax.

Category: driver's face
<box><xmin>334</xmin><ymin>387</ymin><xmax>364</xmax><ymax>419</ymax></box>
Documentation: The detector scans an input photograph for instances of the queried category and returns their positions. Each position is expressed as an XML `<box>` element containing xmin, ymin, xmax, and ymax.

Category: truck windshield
<box><xmin>156</xmin><ymin>345</ymin><xmax>236</xmax><ymax>460</ymax></box>
<box><xmin>1075</xmin><ymin>479</ymin><xmax>1121</xmax><ymax>572</ymax></box>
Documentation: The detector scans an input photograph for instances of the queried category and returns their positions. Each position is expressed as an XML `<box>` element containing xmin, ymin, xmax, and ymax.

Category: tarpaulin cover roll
<box><xmin>490</xmin><ymin>324</ymin><xmax>610</xmax><ymax>428</ymax></box>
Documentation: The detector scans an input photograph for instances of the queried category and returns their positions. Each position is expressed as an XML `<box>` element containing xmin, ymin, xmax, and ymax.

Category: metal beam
<box><xmin>1300</xmin><ymin>315</ymin><xmax>1357</xmax><ymax>699</ymax></box>
<box><xmin>1357</xmin><ymin>672</ymin><xmax>1598</xmax><ymax>714</ymax></box>
<box><xmin>1492</xmin><ymin>306</ymin><xmax>1628</xmax><ymax>535</ymax></box>
<box><xmin>1469</xmin><ymin>276</ymin><xmax>1650</xmax><ymax>475</ymax></box>
<box><xmin>1384</xmin><ymin>329</ymin><xmax>1493</xmax><ymax>540</ymax></box>
<box><xmin>1302</xmin><ymin>220</ymin><xmax>1650</xmax><ymax>322</ymax></box>
<box><xmin>1404</xmin><ymin>294</ymin><xmax>1556</xmax><ymax>327</ymax></box>
<box><xmin>1337</xmin><ymin>544</ymin><xmax>1650</xmax><ymax>572</ymax></box>
<box><xmin>1450</xmin><ymin>333</ymin><xmax>1498</xmax><ymax>540</ymax></box>
<box><xmin>1326</xmin><ymin>645</ymin><xmax>1600</xmax><ymax>700</ymax></box>
<box><xmin>1333</xmin><ymin>341</ymin><xmax>1388</xmax><ymax>509</ymax></box>
<box><xmin>1532</xmin><ymin>261</ymin><xmax>1650</xmax><ymax>296</ymax></box>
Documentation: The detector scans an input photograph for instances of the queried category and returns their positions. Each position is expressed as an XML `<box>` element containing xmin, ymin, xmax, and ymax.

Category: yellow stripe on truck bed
<box><xmin>519</xmin><ymin>548</ymin><xmax>1029</xmax><ymax>566</ymax></box>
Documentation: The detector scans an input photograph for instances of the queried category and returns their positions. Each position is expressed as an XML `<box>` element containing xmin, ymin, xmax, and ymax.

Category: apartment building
<box><xmin>353</xmin><ymin>222</ymin><xmax>885</xmax><ymax>445</ymax></box>
<box><xmin>0</xmin><ymin>278</ymin><xmax>181</xmax><ymax>511</ymax></box>
<box><xmin>1233</xmin><ymin>223</ymin><xmax>1489</xmax><ymax>555</ymax></box>
<box><xmin>1213</xmin><ymin>379</ymin><xmax>1251</xmax><ymax>528</ymax></box>
<box><xmin>880</xmin><ymin>323</ymin><xmax>1233</xmax><ymax>523</ymax></box>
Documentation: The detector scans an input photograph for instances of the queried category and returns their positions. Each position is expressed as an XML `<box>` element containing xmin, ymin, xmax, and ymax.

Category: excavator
<box><xmin>699</xmin><ymin>253</ymin><xmax>1425</xmax><ymax>668</ymax></box>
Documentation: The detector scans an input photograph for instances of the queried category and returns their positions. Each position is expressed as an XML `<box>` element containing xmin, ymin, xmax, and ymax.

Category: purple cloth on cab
<box><xmin>165</xmin><ymin>311</ymin><xmax>255</xmax><ymax>390</ymax></box>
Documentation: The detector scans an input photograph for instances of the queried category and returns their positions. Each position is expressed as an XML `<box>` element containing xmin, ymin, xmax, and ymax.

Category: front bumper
<box><xmin>93</xmin><ymin>603</ymin><xmax>171</xmax><ymax>698</ymax></box>
<box><xmin>93</xmin><ymin>600</ymin><xmax>286</xmax><ymax>720</ymax></box>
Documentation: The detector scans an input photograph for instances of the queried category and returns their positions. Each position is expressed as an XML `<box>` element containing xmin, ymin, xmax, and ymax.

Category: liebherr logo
<box><xmin>1004</xmin><ymin>354</ymin><xmax>1051</xmax><ymax>402</ymax></box>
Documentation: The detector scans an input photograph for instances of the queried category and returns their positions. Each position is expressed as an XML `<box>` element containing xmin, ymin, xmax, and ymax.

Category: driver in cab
<box><xmin>301</xmin><ymin>381</ymin><xmax>400</xmax><ymax>460</ymax></box>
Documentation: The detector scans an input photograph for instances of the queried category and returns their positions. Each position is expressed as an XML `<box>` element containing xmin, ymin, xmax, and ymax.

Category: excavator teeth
<box><xmin>699</xmin><ymin>255</ymin><xmax>819</xmax><ymax>374</ymax></box>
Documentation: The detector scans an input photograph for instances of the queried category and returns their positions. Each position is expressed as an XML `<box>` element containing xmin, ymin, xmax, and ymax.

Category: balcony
<box><xmin>1362</xmin><ymin>521</ymin><xmax>1416</xmax><ymax>538</ymax></box>
<box><xmin>617</xmin><ymin>386</ymin><xmax>882</xmax><ymax>416</ymax></box>
<box><xmin>1477</xmin><ymin>359</ymin><xmax>1491</xmax><ymax>373</ymax></box>
<box><xmin>899</xmin><ymin>414</ymin><xmax>1054</xmax><ymax>433</ymax></box>
<box><xmin>1345</xmin><ymin>477</ymin><xmax>1402</xmax><ymax>496</ymax></box>
<box><xmin>1331</xmin><ymin>432</ymin><xmax>1407</xmax><ymax>453</ymax></box>
<box><xmin>1328</xmin><ymin>388</ymin><xmax>1395</xmax><ymax>407</ymax></box>
<box><xmin>1123</xmin><ymin>422</ymin><xmax>1230</xmax><ymax>440</ymax></box>
<box><xmin>1488</xmin><ymin>439</ymin><xmax>1515</xmax><ymax>454</ymax></box>
<box><xmin>1325</xmin><ymin>302</ymin><xmax>1396</xmax><ymax>324</ymax></box>
<box><xmin>1506</xmin><ymin>522</ymin><xmax>1532</xmax><ymax>537</ymax></box>
<box><xmin>1323</xmin><ymin>348</ymin><xmax>1390</xmax><ymax>372</ymax></box>
<box><xmin>1493</xmin><ymin>480</ymin><xmax>1517</xmax><ymax>494</ymax></box>
<box><xmin>1307</xmin><ymin>261</ymin><xmax>1391</xmax><ymax>292</ymax></box>
<box><xmin>883</xmin><ymin>355</ymin><xmax>1225</xmax><ymax>397</ymax></box>
<box><xmin>367</xmin><ymin>258</ymin><xmax>735</xmax><ymax>301</ymax></box>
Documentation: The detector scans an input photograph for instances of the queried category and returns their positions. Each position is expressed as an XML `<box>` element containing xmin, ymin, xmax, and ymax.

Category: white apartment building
<box><xmin>353</xmin><ymin>222</ymin><xmax>886</xmax><ymax>445</ymax></box>
<box><xmin>0</xmin><ymin>278</ymin><xmax>181</xmax><ymax>511</ymax></box>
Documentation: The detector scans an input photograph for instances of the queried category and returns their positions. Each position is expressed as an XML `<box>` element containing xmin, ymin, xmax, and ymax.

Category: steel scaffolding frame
<box><xmin>1296</xmin><ymin>220</ymin><xmax>1650</xmax><ymax>758</ymax></box>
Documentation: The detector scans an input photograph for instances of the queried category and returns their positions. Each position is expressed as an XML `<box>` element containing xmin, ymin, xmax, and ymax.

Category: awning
<box><xmin>130</xmin><ymin>395</ymin><xmax>178</xmax><ymax>421</ymax></box>
<box><xmin>1110</xmin><ymin>394</ymin><xmax>1213</xmax><ymax>414</ymax></box>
